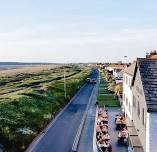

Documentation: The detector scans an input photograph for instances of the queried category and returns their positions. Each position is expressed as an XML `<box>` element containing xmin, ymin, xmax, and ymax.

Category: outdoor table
<box><xmin>116</xmin><ymin>122</ymin><xmax>126</xmax><ymax>130</ymax></box>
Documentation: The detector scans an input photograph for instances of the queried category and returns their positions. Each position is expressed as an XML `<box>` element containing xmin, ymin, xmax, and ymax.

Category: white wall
<box><xmin>107</xmin><ymin>67</ymin><xmax>114</xmax><ymax>72</ymax></box>
<box><xmin>123</xmin><ymin>73</ymin><xmax>133</xmax><ymax>119</ymax></box>
<box><xmin>132</xmin><ymin>68</ymin><xmax>147</xmax><ymax>152</ymax></box>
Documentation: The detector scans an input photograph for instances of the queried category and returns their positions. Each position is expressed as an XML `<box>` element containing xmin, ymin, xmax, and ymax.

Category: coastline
<box><xmin>0</xmin><ymin>64</ymin><xmax>60</xmax><ymax>76</ymax></box>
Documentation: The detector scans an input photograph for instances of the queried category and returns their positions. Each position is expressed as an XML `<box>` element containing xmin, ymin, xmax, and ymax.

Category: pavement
<box><xmin>108</xmin><ymin>108</ymin><xmax>128</xmax><ymax>152</ymax></box>
<box><xmin>26</xmin><ymin>69</ymin><xmax>99</xmax><ymax>152</ymax></box>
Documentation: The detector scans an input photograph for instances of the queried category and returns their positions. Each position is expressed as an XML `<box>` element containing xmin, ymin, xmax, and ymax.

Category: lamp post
<box><xmin>64</xmin><ymin>69</ymin><xmax>67</xmax><ymax>98</ymax></box>
<box><xmin>47</xmin><ymin>91</ymin><xmax>55</xmax><ymax>119</ymax></box>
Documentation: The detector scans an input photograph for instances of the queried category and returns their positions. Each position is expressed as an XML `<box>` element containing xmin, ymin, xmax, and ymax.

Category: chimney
<box><xmin>146</xmin><ymin>50</ymin><xmax>157</xmax><ymax>58</ymax></box>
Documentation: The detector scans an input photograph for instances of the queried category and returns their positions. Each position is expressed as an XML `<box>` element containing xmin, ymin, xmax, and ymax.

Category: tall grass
<box><xmin>0</xmin><ymin>65</ymin><xmax>92</xmax><ymax>152</ymax></box>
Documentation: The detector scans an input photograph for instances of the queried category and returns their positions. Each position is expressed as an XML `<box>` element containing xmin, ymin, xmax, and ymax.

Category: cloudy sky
<box><xmin>0</xmin><ymin>0</ymin><xmax>157</xmax><ymax>63</ymax></box>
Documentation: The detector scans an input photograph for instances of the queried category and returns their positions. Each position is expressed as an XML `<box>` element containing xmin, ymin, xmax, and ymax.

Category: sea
<box><xmin>0</xmin><ymin>65</ymin><xmax>33</xmax><ymax>70</ymax></box>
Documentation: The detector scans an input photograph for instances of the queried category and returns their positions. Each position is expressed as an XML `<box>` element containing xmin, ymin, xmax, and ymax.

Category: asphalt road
<box><xmin>26</xmin><ymin>69</ymin><xmax>98</xmax><ymax>152</ymax></box>
<box><xmin>77</xmin><ymin>73</ymin><xmax>99</xmax><ymax>152</ymax></box>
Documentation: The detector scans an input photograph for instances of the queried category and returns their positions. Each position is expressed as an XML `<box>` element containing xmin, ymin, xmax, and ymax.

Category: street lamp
<box><xmin>47</xmin><ymin>91</ymin><xmax>55</xmax><ymax>119</ymax></box>
<box><xmin>64</xmin><ymin>69</ymin><xmax>67</xmax><ymax>98</ymax></box>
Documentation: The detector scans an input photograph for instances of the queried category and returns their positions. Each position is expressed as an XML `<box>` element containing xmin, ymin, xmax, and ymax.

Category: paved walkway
<box><xmin>108</xmin><ymin>108</ymin><xmax>128</xmax><ymax>152</ymax></box>
<box><xmin>77</xmin><ymin>107</ymin><xmax>96</xmax><ymax>152</ymax></box>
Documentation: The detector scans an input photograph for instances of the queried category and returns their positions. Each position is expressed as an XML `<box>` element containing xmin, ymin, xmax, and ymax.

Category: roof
<box><xmin>133</xmin><ymin>58</ymin><xmax>157</xmax><ymax>112</ymax></box>
<box><xmin>150</xmin><ymin>54</ymin><xmax>157</xmax><ymax>59</ymax></box>
<box><xmin>123</xmin><ymin>63</ymin><xmax>136</xmax><ymax>76</ymax></box>
<box><xmin>107</xmin><ymin>64</ymin><xmax>126</xmax><ymax>69</ymax></box>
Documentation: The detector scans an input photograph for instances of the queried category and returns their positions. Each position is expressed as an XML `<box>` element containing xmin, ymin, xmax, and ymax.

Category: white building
<box><xmin>106</xmin><ymin>64</ymin><xmax>126</xmax><ymax>79</ymax></box>
<box><xmin>122</xmin><ymin>55</ymin><xmax>157</xmax><ymax>152</ymax></box>
<box><xmin>122</xmin><ymin>63</ymin><xmax>136</xmax><ymax>120</ymax></box>
<box><xmin>131</xmin><ymin>58</ymin><xmax>157</xmax><ymax>152</ymax></box>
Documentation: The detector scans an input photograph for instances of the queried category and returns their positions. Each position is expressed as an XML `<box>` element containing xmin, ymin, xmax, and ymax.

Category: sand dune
<box><xmin>0</xmin><ymin>64</ymin><xmax>61</xmax><ymax>76</ymax></box>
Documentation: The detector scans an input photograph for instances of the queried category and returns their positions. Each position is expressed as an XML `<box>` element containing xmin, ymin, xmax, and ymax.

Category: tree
<box><xmin>108</xmin><ymin>80</ymin><xmax>116</xmax><ymax>92</ymax></box>
<box><xmin>114</xmin><ymin>84</ymin><xmax>123</xmax><ymax>97</ymax></box>
<box><xmin>105</xmin><ymin>73</ymin><xmax>112</xmax><ymax>81</ymax></box>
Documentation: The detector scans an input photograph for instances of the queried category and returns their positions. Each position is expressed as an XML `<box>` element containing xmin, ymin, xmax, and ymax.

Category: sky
<box><xmin>0</xmin><ymin>0</ymin><xmax>157</xmax><ymax>63</ymax></box>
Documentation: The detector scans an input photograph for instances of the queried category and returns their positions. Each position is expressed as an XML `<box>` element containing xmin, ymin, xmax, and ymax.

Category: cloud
<box><xmin>0</xmin><ymin>24</ymin><xmax>157</xmax><ymax>62</ymax></box>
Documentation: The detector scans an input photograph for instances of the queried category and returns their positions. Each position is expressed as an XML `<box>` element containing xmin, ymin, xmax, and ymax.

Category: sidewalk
<box><xmin>108</xmin><ymin>108</ymin><xmax>128</xmax><ymax>152</ymax></box>
<box><xmin>77</xmin><ymin>106</ymin><xmax>97</xmax><ymax>152</ymax></box>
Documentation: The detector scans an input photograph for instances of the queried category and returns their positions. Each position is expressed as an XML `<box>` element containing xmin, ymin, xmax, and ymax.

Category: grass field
<box><xmin>99</xmin><ymin>87</ymin><xmax>113</xmax><ymax>94</ymax></box>
<box><xmin>98</xmin><ymin>72</ymin><xmax>120</xmax><ymax>107</ymax></box>
<box><xmin>98</xmin><ymin>94</ymin><xmax>120</xmax><ymax>107</ymax></box>
<box><xmin>0</xmin><ymin>65</ymin><xmax>92</xmax><ymax>152</ymax></box>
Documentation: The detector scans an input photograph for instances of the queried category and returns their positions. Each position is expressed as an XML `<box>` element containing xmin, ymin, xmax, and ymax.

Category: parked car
<box><xmin>86</xmin><ymin>78</ymin><xmax>91</xmax><ymax>83</ymax></box>
<box><xmin>90</xmin><ymin>79</ymin><xmax>97</xmax><ymax>84</ymax></box>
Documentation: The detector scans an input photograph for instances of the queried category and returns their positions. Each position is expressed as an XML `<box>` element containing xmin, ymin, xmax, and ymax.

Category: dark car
<box><xmin>90</xmin><ymin>79</ymin><xmax>97</xmax><ymax>84</ymax></box>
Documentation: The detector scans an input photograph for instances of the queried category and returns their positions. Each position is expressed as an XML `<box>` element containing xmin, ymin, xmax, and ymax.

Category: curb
<box><xmin>93</xmin><ymin>106</ymin><xmax>99</xmax><ymax>152</ymax></box>
<box><xmin>93</xmin><ymin>70</ymin><xmax>100</xmax><ymax>152</ymax></box>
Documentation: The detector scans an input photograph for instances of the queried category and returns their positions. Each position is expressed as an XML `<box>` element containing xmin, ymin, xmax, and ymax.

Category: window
<box><xmin>126</xmin><ymin>98</ymin><xmax>128</xmax><ymax>106</ymax></box>
<box><xmin>123</xmin><ymin>75</ymin><xmax>125</xmax><ymax>82</ymax></box>
<box><xmin>133</xmin><ymin>95</ymin><xmax>136</xmax><ymax>109</ymax></box>
<box><xmin>128</xmin><ymin>77</ymin><xmax>132</xmax><ymax>87</ymax></box>
<box><xmin>126</xmin><ymin>76</ymin><xmax>128</xmax><ymax>85</ymax></box>
<box><xmin>142</xmin><ymin>108</ymin><xmax>145</xmax><ymax>125</ymax></box>
<box><xmin>129</xmin><ymin>78</ymin><xmax>132</xmax><ymax>87</ymax></box>
<box><xmin>137</xmin><ymin>101</ymin><xmax>140</xmax><ymax>118</ymax></box>
<box><xmin>123</xmin><ymin>94</ymin><xmax>125</xmax><ymax>102</ymax></box>
<box><xmin>130</xmin><ymin>78</ymin><xmax>133</xmax><ymax>86</ymax></box>
<box><xmin>129</xmin><ymin>103</ymin><xmax>131</xmax><ymax>113</ymax></box>
<box><xmin>136</xmin><ymin>86</ymin><xmax>143</xmax><ymax>96</ymax></box>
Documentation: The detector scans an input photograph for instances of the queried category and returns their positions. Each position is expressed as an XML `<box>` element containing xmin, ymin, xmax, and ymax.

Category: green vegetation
<box><xmin>97</xmin><ymin>71</ymin><xmax>120</xmax><ymax>107</ymax></box>
<box><xmin>98</xmin><ymin>94</ymin><xmax>120</xmax><ymax>107</ymax></box>
<box><xmin>0</xmin><ymin>65</ymin><xmax>92</xmax><ymax>152</ymax></box>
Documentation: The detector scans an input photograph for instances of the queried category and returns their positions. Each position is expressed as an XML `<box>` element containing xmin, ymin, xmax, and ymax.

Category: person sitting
<box><xmin>115</xmin><ymin>114</ymin><xmax>119</xmax><ymax>122</ymax></box>
<box><xmin>107</xmin><ymin>144</ymin><xmax>112</xmax><ymax>152</ymax></box>
<box><xmin>102</xmin><ymin>126</ymin><xmax>108</xmax><ymax>134</ymax></box>
<box><xmin>118</xmin><ymin>128</ymin><xmax>128</xmax><ymax>138</ymax></box>
<box><xmin>102</xmin><ymin>133</ymin><xmax>110</xmax><ymax>140</ymax></box>
<box><xmin>96</xmin><ymin>125</ymin><xmax>102</xmax><ymax>133</ymax></box>
<box><xmin>100</xmin><ymin>140</ymin><xmax>109</xmax><ymax>152</ymax></box>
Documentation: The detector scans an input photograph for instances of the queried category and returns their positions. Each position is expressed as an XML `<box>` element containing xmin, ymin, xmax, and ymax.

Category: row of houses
<box><xmin>104</xmin><ymin>63</ymin><xmax>128</xmax><ymax>84</ymax></box>
<box><xmin>122</xmin><ymin>53</ymin><xmax>157</xmax><ymax>152</ymax></box>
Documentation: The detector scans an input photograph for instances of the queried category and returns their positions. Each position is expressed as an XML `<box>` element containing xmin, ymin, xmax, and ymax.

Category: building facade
<box><xmin>131</xmin><ymin>58</ymin><xmax>157</xmax><ymax>152</ymax></box>
<box><xmin>122</xmin><ymin>63</ymin><xmax>135</xmax><ymax>120</ymax></box>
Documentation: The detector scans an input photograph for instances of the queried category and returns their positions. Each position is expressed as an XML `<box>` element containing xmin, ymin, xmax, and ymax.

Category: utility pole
<box><xmin>64</xmin><ymin>69</ymin><xmax>67</xmax><ymax>98</ymax></box>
